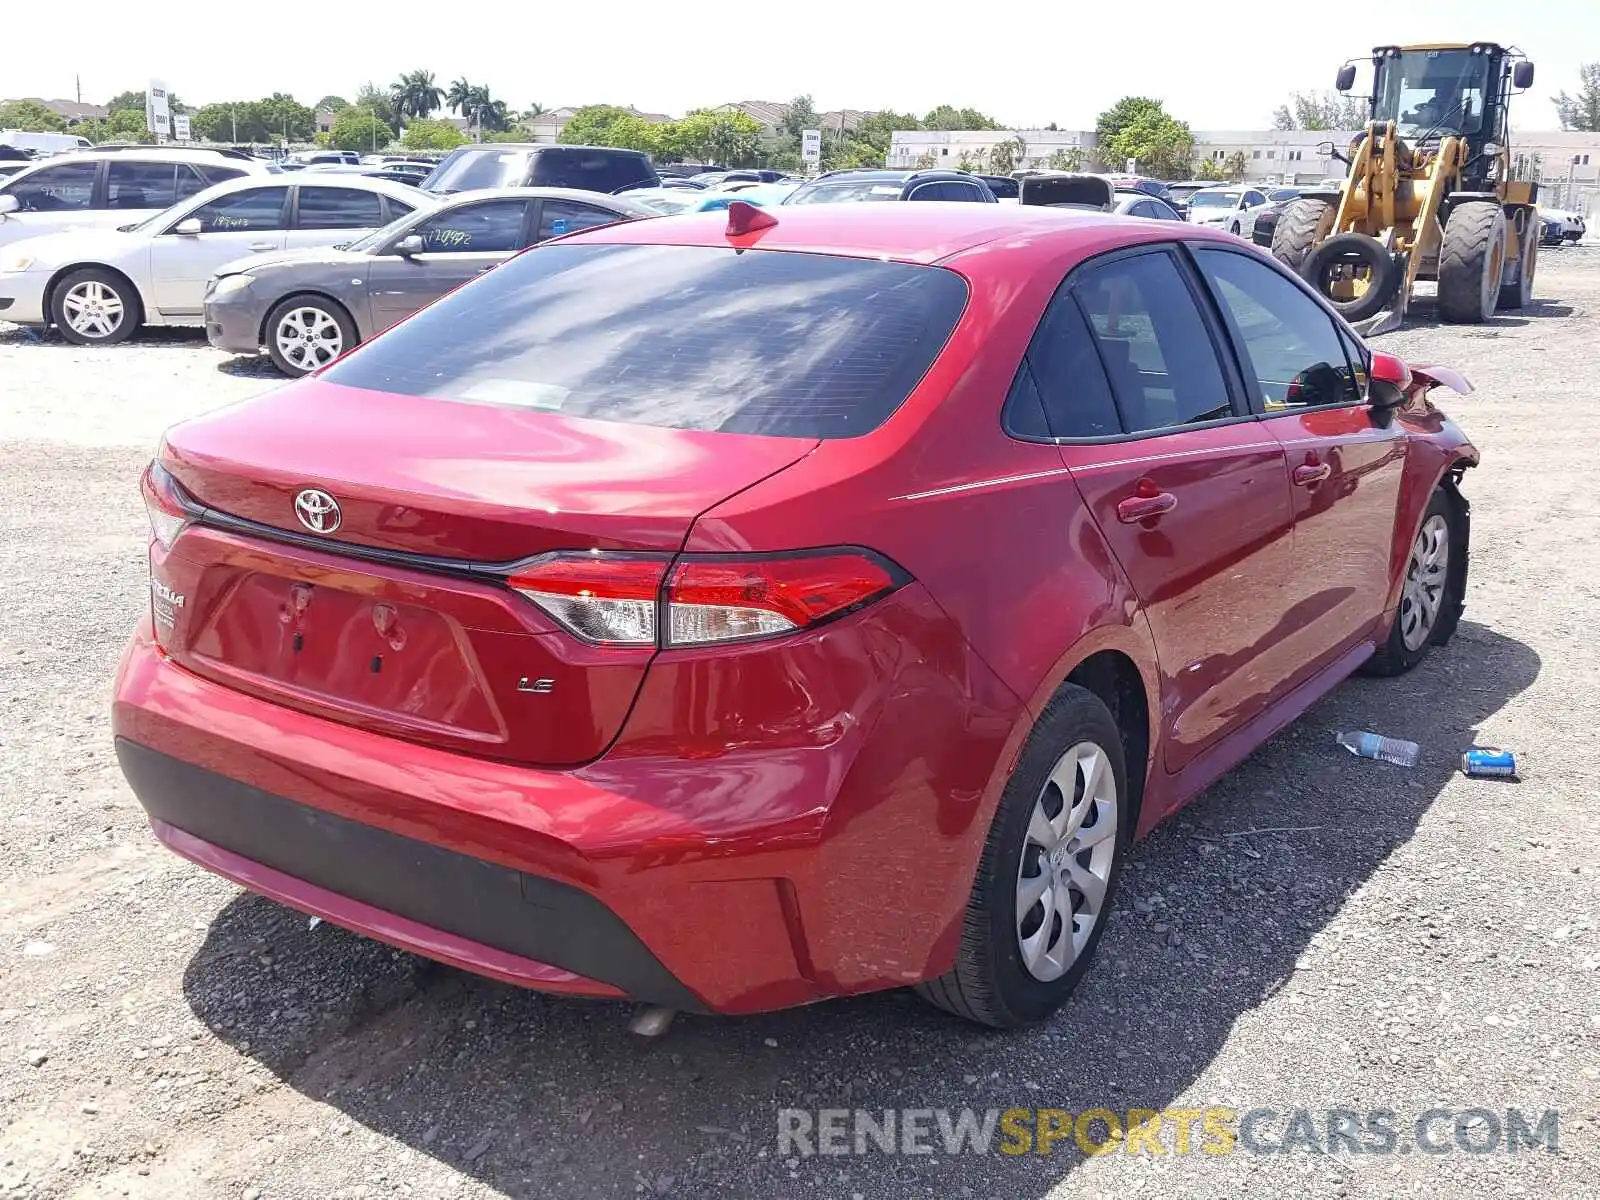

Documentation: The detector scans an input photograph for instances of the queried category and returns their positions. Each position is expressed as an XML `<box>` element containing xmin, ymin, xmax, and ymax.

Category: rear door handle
<box><xmin>248</xmin><ymin>241</ymin><xmax>275</xmax><ymax>252</ymax></box>
<box><xmin>1293</xmin><ymin>463</ymin><xmax>1332</xmax><ymax>486</ymax></box>
<box><xmin>1117</xmin><ymin>490</ymin><xmax>1178</xmax><ymax>523</ymax></box>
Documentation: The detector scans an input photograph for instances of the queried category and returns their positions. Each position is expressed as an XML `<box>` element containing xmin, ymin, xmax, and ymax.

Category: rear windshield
<box><xmin>787</xmin><ymin>180</ymin><xmax>906</xmax><ymax>205</ymax></box>
<box><xmin>322</xmin><ymin>242</ymin><xmax>969</xmax><ymax>439</ymax></box>
<box><xmin>1190</xmin><ymin>191</ymin><xmax>1241</xmax><ymax>207</ymax></box>
<box><xmin>528</xmin><ymin>149</ymin><xmax>654</xmax><ymax>193</ymax></box>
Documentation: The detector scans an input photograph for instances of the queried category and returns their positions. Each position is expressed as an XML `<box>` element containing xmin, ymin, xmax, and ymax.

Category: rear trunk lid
<box><xmin>154</xmin><ymin>379</ymin><xmax>816</xmax><ymax>765</ymax></box>
<box><xmin>1019</xmin><ymin>173</ymin><xmax>1115</xmax><ymax>211</ymax></box>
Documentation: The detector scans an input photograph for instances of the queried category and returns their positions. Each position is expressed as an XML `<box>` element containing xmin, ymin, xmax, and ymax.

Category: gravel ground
<box><xmin>2</xmin><ymin>251</ymin><xmax>1598</xmax><ymax>1200</ymax></box>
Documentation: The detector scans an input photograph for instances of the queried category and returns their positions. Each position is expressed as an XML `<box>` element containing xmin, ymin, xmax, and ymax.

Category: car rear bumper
<box><xmin>0</xmin><ymin>272</ymin><xmax>49</xmax><ymax>325</ymax></box>
<box><xmin>113</xmin><ymin>602</ymin><xmax>1024</xmax><ymax>1013</ymax></box>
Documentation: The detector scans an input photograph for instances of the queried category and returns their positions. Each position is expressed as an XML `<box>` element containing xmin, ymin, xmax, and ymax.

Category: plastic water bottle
<box><xmin>1336</xmin><ymin>730</ymin><xmax>1421</xmax><ymax>767</ymax></box>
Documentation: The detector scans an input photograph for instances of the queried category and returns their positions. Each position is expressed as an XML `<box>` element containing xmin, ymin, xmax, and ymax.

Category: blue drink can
<box><xmin>1461</xmin><ymin>748</ymin><xmax>1519</xmax><ymax>778</ymax></box>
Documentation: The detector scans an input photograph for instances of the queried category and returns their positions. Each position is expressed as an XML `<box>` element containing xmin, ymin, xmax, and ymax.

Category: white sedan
<box><xmin>0</xmin><ymin>174</ymin><xmax>427</xmax><ymax>345</ymax></box>
<box><xmin>1185</xmin><ymin>186</ymin><xmax>1272</xmax><ymax>239</ymax></box>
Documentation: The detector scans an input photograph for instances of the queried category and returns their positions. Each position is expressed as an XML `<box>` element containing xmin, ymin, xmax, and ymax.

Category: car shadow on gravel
<box><xmin>181</xmin><ymin>618</ymin><xmax>1538</xmax><ymax>1198</ymax></box>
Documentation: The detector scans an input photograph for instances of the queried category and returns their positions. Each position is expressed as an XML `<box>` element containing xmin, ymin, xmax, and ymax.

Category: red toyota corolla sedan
<box><xmin>114</xmin><ymin>202</ymin><xmax>1478</xmax><ymax>1027</ymax></box>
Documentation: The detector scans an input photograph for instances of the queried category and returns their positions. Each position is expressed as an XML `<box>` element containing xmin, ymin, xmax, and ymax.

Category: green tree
<box><xmin>402</xmin><ymin>117</ymin><xmax>467</xmax><ymax>151</ymax></box>
<box><xmin>0</xmin><ymin>100</ymin><xmax>67</xmax><ymax>132</ymax></box>
<box><xmin>315</xmin><ymin>95</ymin><xmax>351</xmax><ymax>114</ymax></box>
<box><xmin>987</xmin><ymin>135</ymin><xmax>1026</xmax><ymax>175</ymax></box>
<box><xmin>1213</xmin><ymin>151</ymin><xmax>1247</xmax><ymax>182</ymax></box>
<box><xmin>1097</xmin><ymin>97</ymin><xmax>1194</xmax><ymax>178</ymax></box>
<box><xmin>103</xmin><ymin>88</ymin><xmax>184</xmax><ymax>116</ymax></box>
<box><xmin>660</xmin><ymin>110</ymin><xmax>763</xmax><ymax>167</ymax></box>
<box><xmin>1045</xmin><ymin>147</ymin><xmax>1086</xmax><ymax>171</ymax></box>
<box><xmin>559</xmin><ymin>105</ymin><xmax>657</xmax><ymax>150</ymax></box>
<box><xmin>524</xmin><ymin>102</ymin><xmax>546</xmax><ymax>120</ymax></box>
<box><xmin>472</xmin><ymin>91</ymin><xmax>512</xmax><ymax>135</ymax></box>
<box><xmin>354</xmin><ymin>83</ymin><xmax>399</xmax><ymax>134</ymax></box>
<box><xmin>257</xmin><ymin>94</ymin><xmax>316</xmax><ymax>143</ymax></box>
<box><xmin>922</xmin><ymin>105</ymin><xmax>1000</xmax><ymax>130</ymax></box>
<box><xmin>1554</xmin><ymin>63</ymin><xmax>1600</xmax><ymax>131</ymax></box>
<box><xmin>391</xmin><ymin>70</ymin><xmax>444</xmax><ymax>121</ymax></box>
<box><xmin>329</xmin><ymin>107</ymin><xmax>394</xmax><ymax>152</ymax></box>
<box><xmin>446</xmin><ymin>78</ymin><xmax>476</xmax><ymax>120</ymax></box>
<box><xmin>1271</xmin><ymin>91</ymin><xmax>1368</xmax><ymax>131</ymax></box>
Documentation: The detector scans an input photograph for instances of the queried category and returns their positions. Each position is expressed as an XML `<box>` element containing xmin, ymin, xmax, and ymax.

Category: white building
<box><xmin>886</xmin><ymin>129</ymin><xmax>1091</xmax><ymax>171</ymax></box>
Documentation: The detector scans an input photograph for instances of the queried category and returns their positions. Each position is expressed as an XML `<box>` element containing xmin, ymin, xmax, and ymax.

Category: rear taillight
<box><xmin>141</xmin><ymin>460</ymin><xmax>190</xmax><ymax>550</ymax></box>
<box><xmin>508</xmin><ymin>549</ymin><xmax>907</xmax><ymax>648</ymax></box>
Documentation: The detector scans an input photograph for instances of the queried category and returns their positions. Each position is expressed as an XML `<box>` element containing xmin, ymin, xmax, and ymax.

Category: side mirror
<box><xmin>1368</xmin><ymin>351</ymin><xmax>1410</xmax><ymax>409</ymax></box>
<box><xmin>1513</xmin><ymin>60</ymin><xmax>1535</xmax><ymax>90</ymax></box>
<box><xmin>1335</xmin><ymin>64</ymin><xmax>1358</xmax><ymax>92</ymax></box>
<box><xmin>394</xmin><ymin>233</ymin><xmax>425</xmax><ymax>257</ymax></box>
<box><xmin>174</xmin><ymin>218</ymin><xmax>203</xmax><ymax>236</ymax></box>
<box><xmin>0</xmin><ymin>194</ymin><xmax>17</xmax><ymax>217</ymax></box>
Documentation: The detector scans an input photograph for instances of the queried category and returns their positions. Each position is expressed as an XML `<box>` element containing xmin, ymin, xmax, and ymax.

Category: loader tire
<box><xmin>1438</xmin><ymin>200</ymin><xmax>1508</xmax><ymax>324</ymax></box>
<box><xmin>1497</xmin><ymin>213</ymin><xmax>1537</xmax><ymax>311</ymax></box>
<box><xmin>1303</xmin><ymin>233</ymin><xmax>1400</xmax><ymax>323</ymax></box>
<box><xmin>1271</xmin><ymin>198</ymin><xmax>1335</xmax><ymax>273</ymax></box>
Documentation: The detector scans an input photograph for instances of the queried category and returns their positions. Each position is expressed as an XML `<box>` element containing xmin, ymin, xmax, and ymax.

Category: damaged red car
<box><xmin>114</xmin><ymin>201</ymin><xmax>1478</xmax><ymax>1026</ymax></box>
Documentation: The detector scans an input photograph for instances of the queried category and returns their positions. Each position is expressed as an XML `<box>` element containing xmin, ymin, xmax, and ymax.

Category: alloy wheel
<box><xmin>1400</xmin><ymin>514</ymin><xmax>1450</xmax><ymax>651</ymax></box>
<box><xmin>1015</xmin><ymin>741</ymin><xmax>1119</xmax><ymax>982</ymax></box>
<box><xmin>275</xmin><ymin>307</ymin><xmax>344</xmax><ymax>372</ymax></box>
<box><xmin>61</xmin><ymin>280</ymin><xmax>125</xmax><ymax>340</ymax></box>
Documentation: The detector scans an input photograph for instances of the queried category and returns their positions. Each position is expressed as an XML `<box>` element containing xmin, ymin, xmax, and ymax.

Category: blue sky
<box><xmin>7</xmin><ymin>0</ymin><xmax>1595</xmax><ymax>131</ymax></box>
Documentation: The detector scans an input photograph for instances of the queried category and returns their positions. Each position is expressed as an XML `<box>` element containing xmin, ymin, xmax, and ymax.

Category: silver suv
<box><xmin>0</xmin><ymin>148</ymin><xmax>270</xmax><ymax>250</ymax></box>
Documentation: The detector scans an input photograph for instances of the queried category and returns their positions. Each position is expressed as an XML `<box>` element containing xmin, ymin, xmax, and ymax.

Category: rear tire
<box><xmin>1364</xmin><ymin>487</ymin><xmax>1466</xmax><ymax>677</ymax></box>
<box><xmin>265</xmin><ymin>294</ymin><xmax>359</xmax><ymax>377</ymax></box>
<box><xmin>916</xmin><ymin>684</ymin><xmax>1128</xmax><ymax>1027</ymax></box>
<box><xmin>1438</xmin><ymin>201</ymin><xmax>1507</xmax><ymax>324</ymax></box>
<box><xmin>1497</xmin><ymin>216</ymin><xmax>1537</xmax><ymax>311</ymax></box>
<box><xmin>1271</xmin><ymin>197</ymin><xmax>1335</xmax><ymax>273</ymax></box>
<box><xmin>50</xmin><ymin>267</ymin><xmax>141</xmax><ymax>346</ymax></box>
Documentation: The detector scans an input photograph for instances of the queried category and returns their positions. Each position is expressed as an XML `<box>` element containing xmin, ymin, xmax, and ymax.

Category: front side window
<box><xmin>411</xmin><ymin>200</ymin><xmax>528</xmax><ymax>252</ymax></box>
<box><xmin>1195</xmin><ymin>248</ymin><xmax>1361</xmax><ymax>410</ymax></box>
<box><xmin>297</xmin><ymin>186</ymin><xmax>384</xmax><ymax>230</ymax></box>
<box><xmin>4</xmin><ymin>161</ymin><xmax>97</xmax><ymax>212</ymax></box>
<box><xmin>1071</xmin><ymin>251</ymin><xmax>1235</xmax><ymax>433</ymax></box>
<box><xmin>323</xmin><ymin>243</ymin><xmax>969</xmax><ymax>440</ymax></box>
<box><xmin>107</xmin><ymin>161</ymin><xmax>181</xmax><ymax>210</ymax></box>
<box><xmin>536</xmin><ymin>201</ymin><xmax>621</xmax><ymax>242</ymax></box>
<box><xmin>183</xmin><ymin>186</ymin><xmax>289</xmax><ymax>233</ymax></box>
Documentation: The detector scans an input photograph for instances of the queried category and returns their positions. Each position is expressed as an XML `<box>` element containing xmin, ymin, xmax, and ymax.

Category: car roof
<box><xmin>1192</xmin><ymin>185</ymin><xmax>1244</xmax><ymax>194</ymax></box>
<box><xmin>565</xmin><ymin>200</ymin><xmax>1225</xmax><ymax>266</ymax></box>
<box><xmin>202</xmin><ymin>172</ymin><xmax>424</xmax><ymax>203</ymax></box>
<box><xmin>443</xmin><ymin>143</ymin><xmax>648</xmax><ymax>156</ymax></box>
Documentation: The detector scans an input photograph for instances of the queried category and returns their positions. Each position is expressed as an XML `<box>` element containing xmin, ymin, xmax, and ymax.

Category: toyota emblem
<box><xmin>293</xmin><ymin>488</ymin><xmax>342</xmax><ymax>534</ymax></box>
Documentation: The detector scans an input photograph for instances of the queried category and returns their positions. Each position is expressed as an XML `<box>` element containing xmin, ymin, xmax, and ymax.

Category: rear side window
<box><xmin>1072</xmin><ymin>251</ymin><xmax>1235</xmax><ymax>432</ymax></box>
<box><xmin>1014</xmin><ymin>289</ymin><xmax>1121</xmax><ymax>439</ymax></box>
<box><xmin>107</xmin><ymin>161</ymin><xmax>181</xmax><ymax>210</ymax></box>
<box><xmin>529</xmin><ymin>150</ymin><xmax>652</xmax><ymax>193</ymax></box>
<box><xmin>324</xmin><ymin>243</ymin><xmax>969</xmax><ymax>439</ymax></box>
<box><xmin>195</xmin><ymin>164</ymin><xmax>248</xmax><ymax>187</ymax></box>
<box><xmin>536</xmin><ymin>200</ymin><xmax>621</xmax><ymax>242</ymax></box>
<box><xmin>297</xmin><ymin>186</ymin><xmax>384</xmax><ymax>230</ymax></box>
<box><xmin>1195</xmin><ymin>248</ymin><xmax>1361</xmax><ymax>410</ymax></box>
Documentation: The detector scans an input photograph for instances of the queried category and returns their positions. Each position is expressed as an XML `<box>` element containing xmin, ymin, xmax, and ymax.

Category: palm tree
<box><xmin>390</xmin><ymin>70</ymin><xmax>444</xmax><ymax>122</ymax></box>
<box><xmin>446</xmin><ymin>78</ymin><xmax>475</xmax><ymax>119</ymax></box>
<box><xmin>524</xmin><ymin>102</ymin><xmax>546</xmax><ymax>120</ymax></box>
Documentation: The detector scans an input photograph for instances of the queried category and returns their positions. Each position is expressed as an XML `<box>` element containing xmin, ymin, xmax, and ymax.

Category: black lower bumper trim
<box><xmin>115</xmin><ymin>738</ymin><xmax>702</xmax><ymax>1010</ymax></box>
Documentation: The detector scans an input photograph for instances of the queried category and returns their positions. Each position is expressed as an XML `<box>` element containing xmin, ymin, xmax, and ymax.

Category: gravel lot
<box><xmin>2</xmin><ymin>250</ymin><xmax>1598</xmax><ymax>1200</ymax></box>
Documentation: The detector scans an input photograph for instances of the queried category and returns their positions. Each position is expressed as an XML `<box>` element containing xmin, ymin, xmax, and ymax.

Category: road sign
<box><xmin>173</xmin><ymin>114</ymin><xmax>191</xmax><ymax>142</ymax></box>
<box><xmin>146</xmin><ymin>80</ymin><xmax>171</xmax><ymax>139</ymax></box>
<box><xmin>801</xmin><ymin>129</ymin><xmax>822</xmax><ymax>170</ymax></box>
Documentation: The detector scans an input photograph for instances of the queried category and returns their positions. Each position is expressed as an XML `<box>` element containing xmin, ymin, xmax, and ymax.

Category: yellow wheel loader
<box><xmin>1271</xmin><ymin>43</ymin><xmax>1539</xmax><ymax>335</ymax></box>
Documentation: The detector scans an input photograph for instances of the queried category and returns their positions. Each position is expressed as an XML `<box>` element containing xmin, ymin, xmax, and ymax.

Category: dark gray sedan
<box><xmin>204</xmin><ymin>187</ymin><xmax>658</xmax><ymax>376</ymax></box>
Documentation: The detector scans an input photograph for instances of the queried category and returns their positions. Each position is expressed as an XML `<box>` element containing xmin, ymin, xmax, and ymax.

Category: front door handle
<box><xmin>1117</xmin><ymin>487</ymin><xmax>1178</xmax><ymax>523</ymax></box>
<box><xmin>1293</xmin><ymin>463</ymin><xmax>1332</xmax><ymax>487</ymax></box>
<box><xmin>249</xmin><ymin>241</ymin><xmax>275</xmax><ymax>252</ymax></box>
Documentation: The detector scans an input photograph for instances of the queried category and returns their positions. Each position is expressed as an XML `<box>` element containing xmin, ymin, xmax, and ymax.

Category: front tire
<box><xmin>265</xmin><ymin>294</ymin><xmax>358</xmax><ymax>377</ymax></box>
<box><xmin>50</xmin><ymin>268</ymin><xmax>141</xmax><ymax>346</ymax></box>
<box><xmin>917</xmin><ymin>684</ymin><xmax>1128</xmax><ymax>1027</ymax></box>
<box><xmin>1438</xmin><ymin>200</ymin><xmax>1508</xmax><ymax>324</ymax></box>
<box><xmin>1365</xmin><ymin>487</ymin><xmax>1466</xmax><ymax>676</ymax></box>
<box><xmin>1498</xmin><ymin>218</ymin><xmax>1537</xmax><ymax>311</ymax></box>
